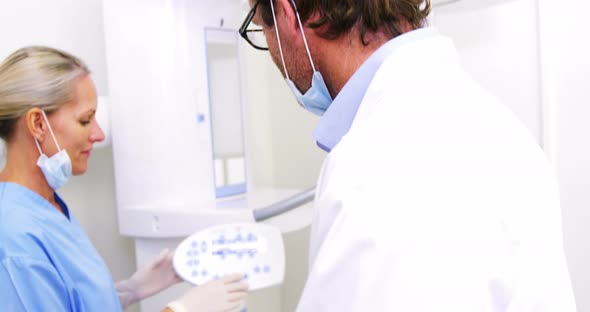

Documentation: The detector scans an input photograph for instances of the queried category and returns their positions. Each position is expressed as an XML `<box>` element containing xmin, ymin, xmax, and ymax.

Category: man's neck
<box><xmin>316</xmin><ymin>22</ymin><xmax>415</xmax><ymax>98</ymax></box>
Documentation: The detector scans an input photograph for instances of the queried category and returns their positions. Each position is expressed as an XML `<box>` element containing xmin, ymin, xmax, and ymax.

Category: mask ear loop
<box><xmin>35</xmin><ymin>110</ymin><xmax>62</xmax><ymax>155</ymax></box>
<box><xmin>34</xmin><ymin>138</ymin><xmax>44</xmax><ymax>155</ymax></box>
<box><xmin>270</xmin><ymin>0</ymin><xmax>290</xmax><ymax>80</ymax></box>
<box><xmin>289</xmin><ymin>0</ymin><xmax>316</xmax><ymax>72</ymax></box>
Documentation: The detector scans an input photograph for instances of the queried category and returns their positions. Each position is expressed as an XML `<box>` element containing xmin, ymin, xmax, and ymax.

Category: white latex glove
<box><xmin>166</xmin><ymin>274</ymin><xmax>249</xmax><ymax>312</ymax></box>
<box><xmin>116</xmin><ymin>249</ymin><xmax>181</xmax><ymax>309</ymax></box>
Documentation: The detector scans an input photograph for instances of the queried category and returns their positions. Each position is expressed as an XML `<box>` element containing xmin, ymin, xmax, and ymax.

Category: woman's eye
<box><xmin>80</xmin><ymin>120</ymin><xmax>91</xmax><ymax>126</ymax></box>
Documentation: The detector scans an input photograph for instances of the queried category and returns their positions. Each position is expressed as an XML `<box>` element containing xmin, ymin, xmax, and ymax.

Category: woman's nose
<box><xmin>90</xmin><ymin>121</ymin><xmax>106</xmax><ymax>143</ymax></box>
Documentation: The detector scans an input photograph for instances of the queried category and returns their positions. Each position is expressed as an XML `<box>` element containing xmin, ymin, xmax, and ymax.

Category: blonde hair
<box><xmin>0</xmin><ymin>46</ymin><xmax>90</xmax><ymax>141</ymax></box>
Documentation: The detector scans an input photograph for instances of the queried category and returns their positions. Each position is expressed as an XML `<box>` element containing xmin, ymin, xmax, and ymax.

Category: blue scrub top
<box><xmin>0</xmin><ymin>182</ymin><xmax>121</xmax><ymax>311</ymax></box>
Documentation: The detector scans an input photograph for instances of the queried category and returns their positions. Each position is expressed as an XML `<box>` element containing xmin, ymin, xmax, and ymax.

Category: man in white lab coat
<box><xmin>240</xmin><ymin>0</ymin><xmax>577</xmax><ymax>310</ymax></box>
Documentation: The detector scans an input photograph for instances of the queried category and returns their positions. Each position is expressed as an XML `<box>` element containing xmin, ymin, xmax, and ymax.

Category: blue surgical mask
<box><xmin>286</xmin><ymin>72</ymin><xmax>332</xmax><ymax>116</ymax></box>
<box><xmin>270</xmin><ymin>0</ymin><xmax>333</xmax><ymax>116</ymax></box>
<box><xmin>34</xmin><ymin>111</ymin><xmax>72</xmax><ymax>190</ymax></box>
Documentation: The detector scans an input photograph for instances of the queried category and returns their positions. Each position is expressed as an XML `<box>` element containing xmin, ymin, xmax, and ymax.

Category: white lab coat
<box><xmin>296</xmin><ymin>30</ymin><xmax>577</xmax><ymax>311</ymax></box>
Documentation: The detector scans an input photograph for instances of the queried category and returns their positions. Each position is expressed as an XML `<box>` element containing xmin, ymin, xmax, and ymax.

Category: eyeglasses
<box><xmin>239</xmin><ymin>0</ymin><xmax>269</xmax><ymax>51</ymax></box>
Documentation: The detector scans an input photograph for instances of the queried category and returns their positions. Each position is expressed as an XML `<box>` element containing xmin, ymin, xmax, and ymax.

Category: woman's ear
<box><xmin>25</xmin><ymin>108</ymin><xmax>46</xmax><ymax>143</ymax></box>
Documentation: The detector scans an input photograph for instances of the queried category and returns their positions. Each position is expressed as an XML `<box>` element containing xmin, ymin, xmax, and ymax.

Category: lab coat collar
<box><xmin>313</xmin><ymin>27</ymin><xmax>440</xmax><ymax>152</ymax></box>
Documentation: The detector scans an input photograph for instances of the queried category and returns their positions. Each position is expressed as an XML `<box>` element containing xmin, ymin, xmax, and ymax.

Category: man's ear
<box><xmin>25</xmin><ymin>108</ymin><xmax>47</xmax><ymax>143</ymax></box>
<box><xmin>275</xmin><ymin>0</ymin><xmax>301</xmax><ymax>38</ymax></box>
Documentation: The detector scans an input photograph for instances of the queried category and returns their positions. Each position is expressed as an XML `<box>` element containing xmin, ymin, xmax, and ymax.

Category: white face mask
<box><xmin>34</xmin><ymin>110</ymin><xmax>72</xmax><ymax>190</ymax></box>
<box><xmin>270</xmin><ymin>0</ymin><xmax>333</xmax><ymax>116</ymax></box>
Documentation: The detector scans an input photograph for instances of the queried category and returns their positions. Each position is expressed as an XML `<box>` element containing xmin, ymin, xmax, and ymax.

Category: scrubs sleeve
<box><xmin>0</xmin><ymin>257</ymin><xmax>71</xmax><ymax>311</ymax></box>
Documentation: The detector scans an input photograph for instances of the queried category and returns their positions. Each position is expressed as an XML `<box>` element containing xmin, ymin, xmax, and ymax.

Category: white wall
<box><xmin>0</xmin><ymin>0</ymin><xmax>109</xmax><ymax>95</ymax></box>
<box><xmin>432</xmin><ymin>0</ymin><xmax>542</xmax><ymax>143</ymax></box>
<box><xmin>538</xmin><ymin>0</ymin><xmax>590</xmax><ymax>310</ymax></box>
<box><xmin>243</xmin><ymin>48</ymin><xmax>325</xmax><ymax>190</ymax></box>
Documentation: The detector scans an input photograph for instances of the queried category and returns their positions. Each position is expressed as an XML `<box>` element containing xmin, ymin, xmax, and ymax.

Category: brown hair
<box><xmin>0</xmin><ymin>46</ymin><xmax>89</xmax><ymax>141</ymax></box>
<box><xmin>257</xmin><ymin>0</ymin><xmax>431</xmax><ymax>44</ymax></box>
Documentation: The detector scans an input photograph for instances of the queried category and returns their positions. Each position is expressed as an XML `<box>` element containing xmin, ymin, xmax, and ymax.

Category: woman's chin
<box><xmin>72</xmin><ymin>165</ymin><xmax>88</xmax><ymax>176</ymax></box>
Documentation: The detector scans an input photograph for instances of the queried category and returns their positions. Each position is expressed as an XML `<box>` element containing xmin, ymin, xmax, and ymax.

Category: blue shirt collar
<box><xmin>0</xmin><ymin>182</ymin><xmax>71</xmax><ymax>220</ymax></box>
<box><xmin>313</xmin><ymin>27</ymin><xmax>438</xmax><ymax>152</ymax></box>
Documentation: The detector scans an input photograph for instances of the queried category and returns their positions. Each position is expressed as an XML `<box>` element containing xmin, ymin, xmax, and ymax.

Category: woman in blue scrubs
<box><xmin>0</xmin><ymin>46</ymin><xmax>247</xmax><ymax>311</ymax></box>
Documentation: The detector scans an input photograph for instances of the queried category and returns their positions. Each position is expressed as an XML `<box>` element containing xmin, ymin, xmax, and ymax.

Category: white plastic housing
<box><xmin>103</xmin><ymin>0</ymin><xmax>254</xmax><ymax>237</ymax></box>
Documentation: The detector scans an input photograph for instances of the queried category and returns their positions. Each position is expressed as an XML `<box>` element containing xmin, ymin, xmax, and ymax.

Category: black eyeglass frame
<box><xmin>239</xmin><ymin>0</ymin><xmax>269</xmax><ymax>51</ymax></box>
